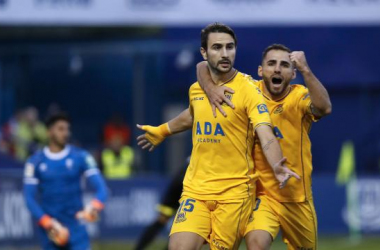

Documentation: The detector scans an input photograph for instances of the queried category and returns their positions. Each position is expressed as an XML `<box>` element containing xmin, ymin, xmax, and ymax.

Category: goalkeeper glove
<box><xmin>76</xmin><ymin>199</ymin><xmax>104</xmax><ymax>223</ymax></box>
<box><xmin>39</xmin><ymin>215</ymin><xmax>69</xmax><ymax>246</ymax></box>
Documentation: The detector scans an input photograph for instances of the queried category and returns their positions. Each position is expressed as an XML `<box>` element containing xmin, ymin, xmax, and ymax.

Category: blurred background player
<box><xmin>23</xmin><ymin>113</ymin><xmax>108</xmax><ymax>250</ymax></box>
<box><xmin>196</xmin><ymin>44</ymin><xmax>332</xmax><ymax>250</ymax></box>
<box><xmin>134</xmin><ymin>157</ymin><xmax>188</xmax><ymax>250</ymax></box>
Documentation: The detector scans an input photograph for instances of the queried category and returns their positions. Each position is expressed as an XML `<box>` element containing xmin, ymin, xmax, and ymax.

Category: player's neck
<box><xmin>209</xmin><ymin>67</ymin><xmax>237</xmax><ymax>86</ymax></box>
<box><xmin>264</xmin><ymin>86</ymin><xmax>291</xmax><ymax>101</ymax></box>
<box><xmin>48</xmin><ymin>143</ymin><xmax>66</xmax><ymax>153</ymax></box>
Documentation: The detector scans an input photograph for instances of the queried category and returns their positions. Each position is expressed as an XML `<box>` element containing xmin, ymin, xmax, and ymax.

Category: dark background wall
<box><xmin>1</xmin><ymin>26</ymin><xmax>379</xmax><ymax>174</ymax></box>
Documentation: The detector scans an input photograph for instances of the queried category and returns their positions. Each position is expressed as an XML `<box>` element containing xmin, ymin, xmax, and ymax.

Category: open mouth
<box><xmin>271</xmin><ymin>76</ymin><xmax>283</xmax><ymax>85</ymax></box>
<box><xmin>219</xmin><ymin>61</ymin><xmax>230</xmax><ymax>66</ymax></box>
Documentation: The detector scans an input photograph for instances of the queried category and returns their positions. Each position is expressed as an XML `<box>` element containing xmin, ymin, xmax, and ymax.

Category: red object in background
<box><xmin>1</xmin><ymin>122</ymin><xmax>15</xmax><ymax>156</ymax></box>
<box><xmin>103</xmin><ymin>123</ymin><xmax>131</xmax><ymax>146</ymax></box>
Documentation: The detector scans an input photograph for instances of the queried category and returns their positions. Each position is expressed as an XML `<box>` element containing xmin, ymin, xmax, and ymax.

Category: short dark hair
<box><xmin>45</xmin><ymin>113</ymin><xmax>70</xmax><ymax>129</ymax></box>
<box><xmin>262</xmin><ymin>44</ymin><xmax>292</xmax><ymax>63</ymax></box>
<box><xmin>201</xmin><ymin>22</ymin><xmax>237</xmax><ymax>50</ymax></box>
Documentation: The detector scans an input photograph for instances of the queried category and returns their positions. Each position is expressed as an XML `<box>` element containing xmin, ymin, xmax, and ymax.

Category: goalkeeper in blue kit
<box><xmin>23</xmin><ymin>113</ymin><xmax>108</xmax><ymax>250</ymax></box>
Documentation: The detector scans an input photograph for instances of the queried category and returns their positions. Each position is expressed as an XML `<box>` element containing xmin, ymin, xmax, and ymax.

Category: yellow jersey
<box><xmin>183</xmin><ymin>71</ymin><xmax>272</xmax><ymax>201</ymax></box>
<box><xmin>253</xmin><ymin>80</ymin><xmax>318</xmax><ymax>202</ymax></box>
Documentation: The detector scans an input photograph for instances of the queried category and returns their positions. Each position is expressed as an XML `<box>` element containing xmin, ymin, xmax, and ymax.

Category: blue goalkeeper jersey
<box><xmin>23</xmin><ymin>145</ymin><xmax>107</xmax><ymax>226</ymax></box>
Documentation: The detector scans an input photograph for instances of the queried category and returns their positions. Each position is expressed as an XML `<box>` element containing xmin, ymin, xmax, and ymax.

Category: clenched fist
<box><xmin>290</xmin><ymin>51</ymin><xmax>310</xmax><ymax>74</ymax></box>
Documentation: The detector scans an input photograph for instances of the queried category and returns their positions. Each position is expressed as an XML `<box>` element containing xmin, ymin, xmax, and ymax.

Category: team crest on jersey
<box><xmin>257</xmin><ymin>103</ymin><xmax>268</xmax><ymax>114</ymax></box>
<box><xmin>175</xmin><ymin>211</ymin><xmax>187</xmax><ymax>223</ymax></box>
<box><xmin>255</xmin><ymin>87</ymin><xmax>262</xmax><ymax>94</ymax></box>
<box><xmin>86</xmin><ymin>155</ymin><xmax>97</xmax><ymax>168</ymax></box>
<box><xmin>66</xmin><ymin>159</ymin><xmax>73</xmax><ymax>169</ymax></box>
<box><xmin>274</xmin><ymin>104</ymin><xmax>283</xmax><ymax>114</ymax></box>
<box><xmin>24</xmin><ymin>163</ymin><xmax>35</xmax><ymax>177</ymax></box>
<box><xmin>39</xmin><ymin>163</ymin><xmax>47</xmax><ymax>172</ymax></box>
<box><xmin>222</xmin><ymin>92</ymin><xmax>233</xmax><ymax>107</ymax></box>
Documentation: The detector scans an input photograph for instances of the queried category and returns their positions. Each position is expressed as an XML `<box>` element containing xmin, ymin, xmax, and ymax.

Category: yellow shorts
<box><xmin>170</xmin><ymin>195</ymin><xmax>253</xmax><ymax>250</ymax></box>
<box><xmin>245</xmin><ymin>195</ymin><xmax>318</xmax><ymax>250</ymax></box>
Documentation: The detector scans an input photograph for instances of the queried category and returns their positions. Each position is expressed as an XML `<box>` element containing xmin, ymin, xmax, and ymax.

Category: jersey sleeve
<box><xmin>81</xmin><ymin>151</ymin><xmax>101</xmax><ymax>178</ymax></box>
<box><xmin>243</xmin><ymin>81</ymin><xmax>272</xmax><ymax>130</ymax></box>
<box><xmin>23</xmin><ymin>157</ymin><xmax>39</xmax><ymax>185</ymax></box>
<box><xmin>81</xmin><ymin>151</ymin><xmax>108</xmax><ymax>204</ymax></box>
<box><xmin>23</xmin><ymin>156</ymin><xmax>46</xmax><ymax>221</ymax></box>
<box><xmin>298</xmin><ymin>86</ymin><xmax>319</xmax><ymax>122</ymax></box>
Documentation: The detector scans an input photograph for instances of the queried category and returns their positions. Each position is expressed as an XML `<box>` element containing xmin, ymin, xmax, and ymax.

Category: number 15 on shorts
<box><xmin>175</xmin><ymin>199</ymin><xmax>196</xmax><ymax>223</ymax></box>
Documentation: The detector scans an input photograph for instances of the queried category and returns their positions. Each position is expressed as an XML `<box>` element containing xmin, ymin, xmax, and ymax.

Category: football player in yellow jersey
<box><xmin>196</xmin><ymin>44</ymin><xmax>332</xmax><ymax>250</ymax></box>
<box><xmin>136</xmin><ymin>24</ymin><xmax>299</xmax><ymax>250</ymax></box>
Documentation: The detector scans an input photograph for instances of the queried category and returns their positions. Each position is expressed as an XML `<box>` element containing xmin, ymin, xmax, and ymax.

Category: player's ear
<box><xmin>292</xmin><ymin>68</ymin><xmax>297</xmax><ymax>80</ymax></box>
<box><xmin>200</xmin><ymin>47</ymin><xmax>207</xmax><ymax>60</ymax></box>
<box><xmin>258</xmin><ymin>65</ymin><xmax>263</xmax><ymax>77</ymax></box>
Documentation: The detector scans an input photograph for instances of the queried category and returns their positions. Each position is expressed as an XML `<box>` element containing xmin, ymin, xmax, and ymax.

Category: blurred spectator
<box><xmin>0</xmin><ymin>131</ymin><xmax>5</xmax><ymax>154</ymax></box>
<box><xmin>101</xmin><ymin>134</ymin><xmax>134</xmax><ymax>179</ymax></box>
<box><xmin>103</xmin><ymin>113</ymin><xmax>131</xmax><ymax>146</ymax></box>
<box><xmin>14</xmin><ymin>107</ymin><xmax>47</xmax><ymax>161</ymax></box>
<box><xmin>0</xmin><ymin>109</ymin><xmax>23</xmax><ymax>156</ymax></box>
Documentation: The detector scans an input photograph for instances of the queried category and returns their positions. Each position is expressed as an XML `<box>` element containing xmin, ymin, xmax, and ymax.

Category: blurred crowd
<box><xmin>0</xmin><ymin>107</ymin><xmax>47</xmax><ymax>161</ymax></box>
<box><xmin>0</xmin><ymin>106</ymin><xmax>135</xmax><ymax>179</ymax></box>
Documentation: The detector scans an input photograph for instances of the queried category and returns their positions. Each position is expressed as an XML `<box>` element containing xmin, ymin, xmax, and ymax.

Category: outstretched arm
<box><xmin>290</xmin><ymin>51</ymin><xmax>332</xmax><ymax>118</ymax></box>
<box><xmin>197</xmin><ymin>61</ymin><xmax>235</xmax><ymax>117</ymax></box>
<box><xmin>167</xmin><ymin>108</ymin><xmax>193</xmax><ymax>134</ymax></box>
<box><xmin>256</xmin><ymin>125</ymin><xmax>300</xmax><ymax>188</ymax></box>
<box><xmin>137</xmin><ymin>108</ymin><xmax>193</xmax><ymax>151</ymax></box>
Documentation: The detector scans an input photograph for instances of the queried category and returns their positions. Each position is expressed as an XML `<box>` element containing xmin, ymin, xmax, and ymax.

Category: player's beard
<box><xmin>50</xmin><ymin>135</ymin><xmax>68</xmax><ymax>150</ymax></box>
<box><xmin>263</xmin><ymin>76</ymin><xmax>290</xmax><ymax>98</ymax></box>
<box><xmin>207</xmin><ymin>57</ymin><xmax>233</xmax><ymax>75</ymax></box>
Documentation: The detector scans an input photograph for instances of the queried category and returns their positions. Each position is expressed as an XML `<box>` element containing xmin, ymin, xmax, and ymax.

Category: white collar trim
<box><xmin>43</xmin><ymin>146</ymin><xmax>70</xmax><ymax>160</ymax></box>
